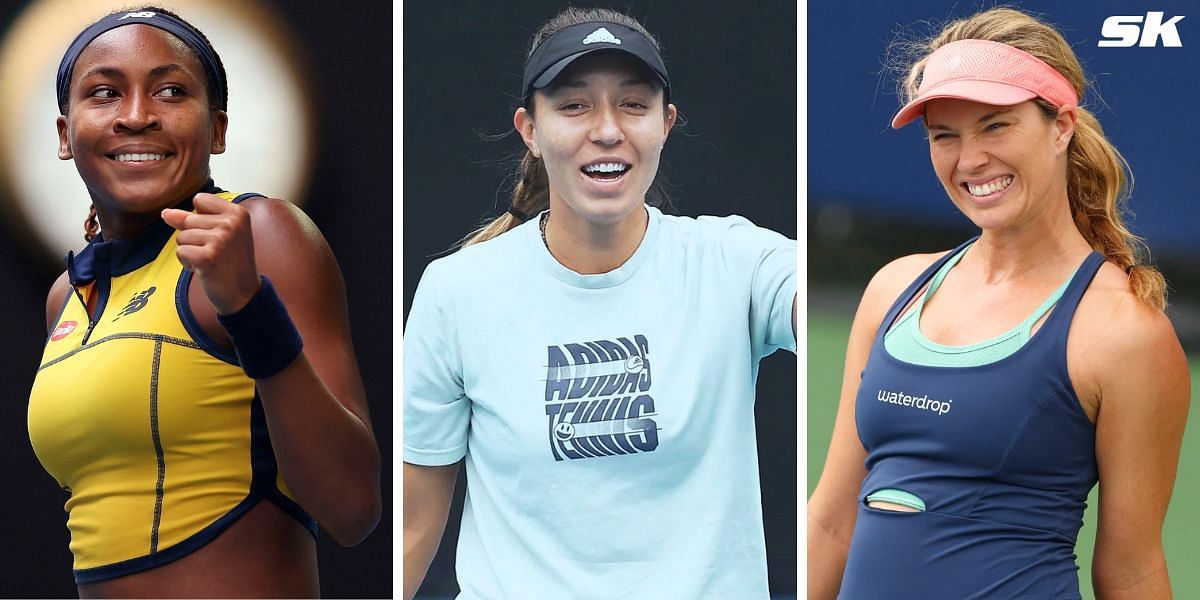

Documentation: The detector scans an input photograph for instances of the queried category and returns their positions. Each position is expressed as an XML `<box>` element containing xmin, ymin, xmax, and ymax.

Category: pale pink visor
<box><xmin>891</xmin><ymin>39</ymin><xmax>1078</xmax><ymax>129</ymax></box>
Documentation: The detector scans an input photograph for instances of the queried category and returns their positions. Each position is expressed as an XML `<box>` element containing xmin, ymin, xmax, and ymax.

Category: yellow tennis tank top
<box><xmin>27</xmin><ymin>190</ymin><xmax>316</xmax><ymax>584</ymax></box>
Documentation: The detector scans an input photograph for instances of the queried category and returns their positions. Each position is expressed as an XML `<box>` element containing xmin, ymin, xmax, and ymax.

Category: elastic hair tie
<box><xmin>508</xmin><ymin>207</ymin><xmax>530</xmax><ymax>222</ymax></box>
<box><xmin>1126</xmin><ymin>264</ymin><xmax>1137</xmax><ymax>274</ymax></box>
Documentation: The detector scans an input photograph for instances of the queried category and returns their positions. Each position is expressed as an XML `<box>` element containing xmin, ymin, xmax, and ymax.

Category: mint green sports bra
<box><xmin>882</xmin><ymin>243</ymin><xmax>1078</xmax><ymax>368</ymax></box>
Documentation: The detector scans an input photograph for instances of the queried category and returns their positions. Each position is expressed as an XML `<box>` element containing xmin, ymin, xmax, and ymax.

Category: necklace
<box><xmin>539</xmin><ymin>212</ymin><xmax>549</xmax><ymax>248</ymax></box>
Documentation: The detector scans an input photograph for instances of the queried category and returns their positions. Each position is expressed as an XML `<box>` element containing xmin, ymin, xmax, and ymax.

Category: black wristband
<box><xmin>217</xmin><ymin>275</ymin><xmax>304</xmax><ymax>379</ymax></box>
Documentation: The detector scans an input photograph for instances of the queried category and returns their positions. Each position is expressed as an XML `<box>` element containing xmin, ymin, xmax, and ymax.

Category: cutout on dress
<box><xmin>865</xmin><ymin>488</ymin><xmax>925</xmax><ymax>512</ymax></box>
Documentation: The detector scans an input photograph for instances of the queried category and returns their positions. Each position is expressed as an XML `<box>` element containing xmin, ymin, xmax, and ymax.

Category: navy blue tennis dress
<box><xmin>841</xmin><ymin>239</ymin><xmax>1105</xmax><ymax>599</ymax></box>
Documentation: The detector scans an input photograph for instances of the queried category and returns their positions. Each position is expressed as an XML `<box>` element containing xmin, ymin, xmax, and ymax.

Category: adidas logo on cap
<box><xmin>582</xmin><ymin>27</ymin><xmax>622</xmax><ymax>45</ymax></box>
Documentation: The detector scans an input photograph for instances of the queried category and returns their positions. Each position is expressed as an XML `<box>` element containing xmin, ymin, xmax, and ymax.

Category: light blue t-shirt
<box><xmin>403</xmin><ymin>205</ymin><xmax>796</xmax><ymax>599</ymax></box>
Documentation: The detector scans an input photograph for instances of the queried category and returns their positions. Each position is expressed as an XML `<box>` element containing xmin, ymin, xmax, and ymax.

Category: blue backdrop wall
<box><xmin>809</xmin><ymin>0</ymin><xmax>1199</xmax><ymax>256</ymax></box>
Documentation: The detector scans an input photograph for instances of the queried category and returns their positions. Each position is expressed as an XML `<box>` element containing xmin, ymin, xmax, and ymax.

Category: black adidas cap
<box><xmin>521</xmin><ymin>21</ymin><xmax>670</xmax><ymax>103</ymax></box>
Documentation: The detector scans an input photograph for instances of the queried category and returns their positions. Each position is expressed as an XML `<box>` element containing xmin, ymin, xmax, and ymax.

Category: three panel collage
<box><xmin>0</xmin><ymin>0</ymin><xmax>1195</xmax><ymax>598</ymax></box>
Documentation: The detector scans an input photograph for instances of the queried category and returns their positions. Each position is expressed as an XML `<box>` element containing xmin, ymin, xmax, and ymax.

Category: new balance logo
<box><xmin>582</xmin><ymin>27</ymin><xmax>622</xmax><ymax>45</ymax></box>
<box><xmin>113</xmin><ymin>286</ymin><xmax>156</xmax><ymax>321</ymax></box>
<box><xmin>118</xmin><ymin>11</ymin><xmax>157</xmax><ymax>20</ymax></box>
<box><xmin>1099</xmin><ymin>12</ymin><xmax>1185</xmax><ymax>47</ymax></box>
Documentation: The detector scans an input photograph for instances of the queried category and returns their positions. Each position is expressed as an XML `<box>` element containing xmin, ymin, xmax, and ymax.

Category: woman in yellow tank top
<box><xmin>26</xmin><ymin>6</ymin><xmax>380</xmax><ymax>596</ymax></box>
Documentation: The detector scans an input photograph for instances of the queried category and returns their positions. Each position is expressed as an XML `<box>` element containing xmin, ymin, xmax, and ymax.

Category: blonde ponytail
<box><xmin>1067</xmin><ymin>108</ymin><xmax>1166</xmax><ymax>310</ymax></box>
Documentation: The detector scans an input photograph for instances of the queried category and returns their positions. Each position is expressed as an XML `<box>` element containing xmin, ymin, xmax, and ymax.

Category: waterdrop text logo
<box><xmin>876</xmin><ymin>389</ymin><xmax>953</xmax><ymax>416</ymax></box>
<box><xmin>1099</xmin><ymin>12</ymin><xmax>1185</xmax><ymax>47</ymax></box>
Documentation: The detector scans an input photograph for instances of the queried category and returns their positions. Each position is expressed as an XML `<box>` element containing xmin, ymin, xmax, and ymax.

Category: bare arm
<box><xmin>806</xmin><ymin>307</ymin><xmax>869</xmax><ymax>599</ymax></box>
<box><xmin>1089</xmin><ymin>300</ymin><xmax>1190</xmax><ymax>599</ymax></box>
<box><xmin>163</xmin><ymin>195</ymin><xmax>382</xmax><ymax>546</ymax></box>
<box><xmin>45</xmin><ymin>270</ymin><xmax>71</xmax><ymax>333</ymax></box>
<box><xmin>404</xmin><ymin>462</ymin><xmax>459</xmax><ymax>600</ymax></box>
<box><xmin>807</xmin><ymin>254</ymin><xmax>938</xmax><ymax>599</ymax></box>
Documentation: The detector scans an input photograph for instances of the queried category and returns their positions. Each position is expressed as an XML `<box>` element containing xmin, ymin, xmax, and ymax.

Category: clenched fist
<box><xmin>162</xmin><ymin>193</ymin><xmax>262</xmax><ymax>315</ymax></box>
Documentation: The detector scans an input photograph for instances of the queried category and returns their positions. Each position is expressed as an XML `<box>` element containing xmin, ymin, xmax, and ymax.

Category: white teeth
<box><xmin>583</xmin><ymin>162</ymin><xmax>628</xmax><ymax>173</ymax></box>
<box><xmin>967</xmin><ymin>175</ymin><xmax>1013</xmax><ymax>197</ymax></box>
<box><xmin>115</xmin><ymin>153</ymin><xmax>165</xmax><ymax>162</ymax></box>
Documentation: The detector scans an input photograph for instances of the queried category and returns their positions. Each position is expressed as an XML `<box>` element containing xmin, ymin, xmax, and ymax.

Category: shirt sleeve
<box><xmin>718</xmin><ymin>217</ymin><xmax>797</xmax><ymax>359</ymax></box>
<box><xmin>403</xmin><ymin>261</ymin><xmax>470</xmax><ymax>465</ymax></box>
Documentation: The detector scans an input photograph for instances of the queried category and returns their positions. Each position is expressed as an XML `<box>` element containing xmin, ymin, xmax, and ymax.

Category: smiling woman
<box><xmin>26</xmin><ymin>6</ymin><xmax>380</xmax><ymax>596</ymax></box>
<box><xmin>57</xmin><ymin>22</ymin><xmax>228</xmax><ymax>239</ymax></box>
<box><xmin>511</xmin><ymin>50</ymin><xmax>677</xmax><ymax>272</ymax></box>
<box><xmin>923</xmin><ymin>99</ymin><xmax>1071</xmax><ymax>234</ymax></box>
<box><xmin>403</xmin><ymin>7</ymin><xmax>797</xmax><ymax>600</ymax></box>
<box><xmin>0</xmin><ymin>0</ymin><xmax>313</xmax><ymax>266</ymax></box>
<box><xmin>807</xmin><ymin>8</ymin><xmax>1190</xmax><ymax>600</ymax></box>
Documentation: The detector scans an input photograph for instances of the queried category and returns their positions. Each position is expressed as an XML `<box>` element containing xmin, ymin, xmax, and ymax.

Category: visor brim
<box><xmin>530</xmin><ymin>48</ymin><xmax>669</xmax><ymax>95</ymax></box>
<box><xmin>891</xmin><ymin>80</ymin><xmax>1039</xmax><ymax>129</ymax></box>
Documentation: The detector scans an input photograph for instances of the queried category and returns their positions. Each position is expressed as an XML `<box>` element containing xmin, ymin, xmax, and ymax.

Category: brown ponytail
<box><xmin>894</xmin><ymin>7</ymin><xmax>1168</xmax><ymax>310</ymax></box>
<box><xmin>461</xmin><ymin>151</ymin><xmax>549</xmax><ymax>247</ymax></box>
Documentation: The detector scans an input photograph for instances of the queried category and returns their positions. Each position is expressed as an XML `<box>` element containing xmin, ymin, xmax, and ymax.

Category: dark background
<box><xmin>0</xmin><ymin>0</ymin><xmax>392</xmax><ymax>597</ymax></box>
<box><xmin>403</xmin><ymin>0</ymin><xmax>797</xmax><ymax>597</ymax></box>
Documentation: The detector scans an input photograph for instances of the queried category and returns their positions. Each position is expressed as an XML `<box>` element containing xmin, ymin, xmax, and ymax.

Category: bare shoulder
<box><xmin>45</xmin><ymin>270</ymin><xmax>71</xmax><ymax>332</ymax></box>
<box><xmin>238</xmin><ymin>196</ymin><xmax>337</xmax><ymax>272</ymax></box>
<box><xmin>1072</xmin><ymin>261</ymin><xmax>1189</xmax><ymax>408</ymax></box>
<box><xmin>1074</xmin><ymin>262</ymin><xmax>1182</xmax><ymax>354</ymax></box>
<box><xmin>239</xmin><ymin>196</ymin><xmax>323</xmax><ymax>244</ymax></box>
<box><xmin>235</xmin><ymin>196</ymin><xmax>349</xmax><ymax>319</ymax></box>
<box><xmin>866</xmin><ymin>252</ymin><xmax>946</xmax><ymax>293</ymax></box>
<box><xmin>855</xmin><ymin>250</ymin><xmax>949</xmax><ymax>331</ymax></box>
